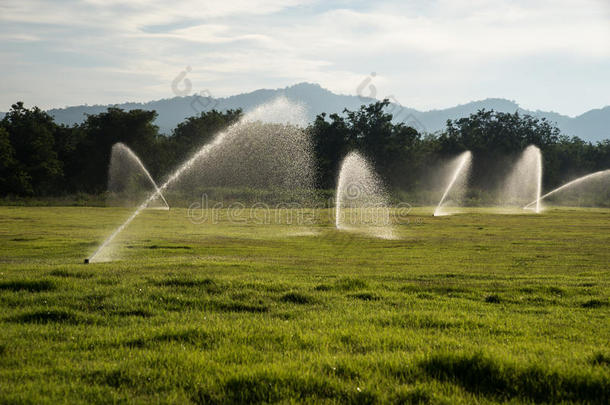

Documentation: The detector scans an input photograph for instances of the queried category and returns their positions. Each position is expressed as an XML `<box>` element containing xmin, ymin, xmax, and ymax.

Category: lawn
<box><xmin>0</xmin><ymin>206</ymin><xmax>609</xmax><ymax>404</ymax></box>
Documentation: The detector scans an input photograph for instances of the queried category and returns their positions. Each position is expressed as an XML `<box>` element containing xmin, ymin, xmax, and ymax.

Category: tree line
<box><xmin>1</xmin><ymin>100</ymin><xmax>608</xmax><ymax>197</ymax></box>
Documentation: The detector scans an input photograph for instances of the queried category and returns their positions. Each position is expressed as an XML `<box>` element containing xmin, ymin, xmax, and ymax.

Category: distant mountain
<box><xmin>2</xmin><ymin>83</ymin><xmax>608</xmax><ymax>142</ymax></box>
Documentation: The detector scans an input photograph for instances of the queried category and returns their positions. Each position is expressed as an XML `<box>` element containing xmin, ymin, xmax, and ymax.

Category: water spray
<box><xmin>524</xmin><ymin>169</ymin><xmax>610</xmax><ymax>209</ymax></box>
<box><xmin>110</xmin><ymin>143</ymin><xmax>170</xmax><ymax>210</ymax></box>
<box><xmin>502</xmin><ymin>145</ymin><xmax>542</xmax><ymax>212</ymax></box>
<box><xmin>434</xmin><ymin>151</ymin><xmax>472</xmax><ymax>217</ymax></box>
<box><xmin>335</xmin><ymin>151</ymin><xmax>395</xmax><ymax>239</ymax></box>
<box><xmin>89</xmin><ymin>97</ymin><xmax>311</xmax><ymax>262</ymax></box>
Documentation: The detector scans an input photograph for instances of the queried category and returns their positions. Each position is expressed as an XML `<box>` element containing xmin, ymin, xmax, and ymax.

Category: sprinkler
<box><xmin>84</xmin><ymin>258</ymin><xmax>89</xmax><ymax>264</ymax></box>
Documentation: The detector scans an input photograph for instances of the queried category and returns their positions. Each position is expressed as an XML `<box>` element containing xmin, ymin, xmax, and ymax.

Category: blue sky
<box><xmin>1</xmin><ymin>0</ymin><xmax>609</xmax><ymax>116</ymax></box>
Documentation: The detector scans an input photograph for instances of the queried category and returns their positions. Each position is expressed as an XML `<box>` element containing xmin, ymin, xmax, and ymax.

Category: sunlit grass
<box><xmin>0</xmin><ymin>206</ymin><xmax>608</xmax><ymax>403</ymax></box>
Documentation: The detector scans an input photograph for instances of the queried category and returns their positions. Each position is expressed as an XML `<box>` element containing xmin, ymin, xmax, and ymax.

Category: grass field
<box><xmin>0</xmin><ymin>206</ymin><xmax>609</xmax><ymax>404</ymax></box>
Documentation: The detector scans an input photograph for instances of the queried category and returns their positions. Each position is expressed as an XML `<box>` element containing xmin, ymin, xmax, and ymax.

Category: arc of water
<box><xmin>114</xmin><ymin>143</ymin><xmax>170</xmax><ymax>210</ymax></box>
<box><xmin>523</xmin><ymin>169</ymin><xmax>610</xmax><ymax>209</ymax></box>
<box><xmin>89</xmin><ymin>128</ymin><xmax>232</xmax><ymax>262</ymax></box>
<box><xmin>434</xmin><ymin>151</ymin><xmax>472</xmax><ymax>217</ymax></box>
<box><xmin>335</xmin><ymin>151</ymin><xmax>395</xmax><ymax>239</ymax></box>
<box><xmin>535</xmin><ymin>147</ymin><xmax>542</xmax><ymax>213</ymax></box>
<box><xmin>335</xmin><ymin>151</ymin><xmax>377</xmax><ymax>230</ymax></box>
<box><xmin>335</xmin><ymin>167</ymin><xmax>346</xmax><ymax>229</ymax></box>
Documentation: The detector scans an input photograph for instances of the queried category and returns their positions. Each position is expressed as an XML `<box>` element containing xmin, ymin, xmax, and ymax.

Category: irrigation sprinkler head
<box><xmin>84</xmin><ymin>258</ymin><xmax>89</xmax><ymax>264</ymax></box>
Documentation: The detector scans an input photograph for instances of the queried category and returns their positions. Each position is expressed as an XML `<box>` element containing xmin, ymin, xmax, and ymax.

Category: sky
<box><xmin>1</xmin><ymin>0</ymin><xmax>609</xmax><ymax>117</ymax></box>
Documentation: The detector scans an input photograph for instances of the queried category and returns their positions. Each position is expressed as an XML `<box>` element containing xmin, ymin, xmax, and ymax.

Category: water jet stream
<box><xmin>524</xmin><ymin>169</ymin><xmax>610</xmax><ymax>209</ymax></box>
<box><xmin>502</xmin><ymin>145</ymin><xmax>542</xmax><ymax>213</ymax></box>
<box><xmin>434</xmin><ymin>151</ymin><xmax>472</xmax><ymax>217</ymax></box>
<box><xmin>536</xmin><ymin>149</ymin><xmax>542</xmax><ymax>213</ymax></box>
<box><xmin>111</xmin><ymin>143</ymin><xmax>170</xmax><ymax>210</ymax></box>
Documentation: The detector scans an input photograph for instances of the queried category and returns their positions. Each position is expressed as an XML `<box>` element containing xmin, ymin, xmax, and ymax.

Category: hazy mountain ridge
<box><xmin>1</xmin><ymin>83</ymin><xmax>608</xmax><ymax>142</ymax></box>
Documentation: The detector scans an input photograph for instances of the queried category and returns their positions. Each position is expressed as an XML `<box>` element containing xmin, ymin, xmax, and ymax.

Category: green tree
<box><xmin>343</xmin><ymin>100</ymin><xmax>421</xmax><ymax>188</ymax></box>
<box><xmin>439</xmin><ymin>110</ymin><xmax>561</xmax><ymax>188</ymax></box>
<box><xmin>171</xmin><ymin>109</ymin><xmax>242</xmax><ymax>163</ymax></box>
<box><xmin>309</xmin><ymin>100</ymin><xmax>421</xmax><ymax>189</ymax></box>
<box><xmin>0</xmin><ymin>99</ymin><xmax>607</xmax><ymax>199</ymax></box>
<box><xmin>309</xmin><ymin>113</ymin><xmax>351</xmax><ymax>189</ymax></box>
<box><xmin>74</xmin><ymin>108</ymin><xmax>164</xmax><ymax>193</ymax></box>
<box><xmin>0</xmin><ymin>126</ymin><xmax>31</xmax><ymax>194</ymax></box>
<box><xmin>1</xmin><ymin>102</ymin><xmax>63</xmax><ymax>195</ymax></box>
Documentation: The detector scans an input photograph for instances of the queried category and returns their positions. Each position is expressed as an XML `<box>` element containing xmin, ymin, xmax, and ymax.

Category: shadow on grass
<box><xmin>420</xmin><ymin>352</ymin><xmax>609</xmax><ymax>403</ymax></box>
<box><xmin>484</xmin><ymin>294</ymin><xmax>501</xmax><ymax>304</ymax></box>
<box><xmin>86</xmin><ymin>369</ymin><xmax>141</xmax><ymax>389</ymax></box>
<box><xmin>280</xmin><ymin>292</ymin><xmax>316</xmax><ymax>305</ymax></box>
<box><xmin>347</xmin><ymin>292</ymin><xmax>380</xmax><ymax>301</ymax></box>
<box><xmin>203</xmin><ymin>373</ymin><xmax>376</xmax><ymax>404</ymax></box>
<box><xmin>10</xmin><ymin>237</ymin><xmax>38</xmax><ymax>242</ymax></box>
<box><xmin>8</xmin><ymin>310</ymin><xmax>89</xmax><ymax>325</ymax></box>
<box><xmin>0</xmin><ymin>280</ymin><xmax>55</xmax><ymax>292</ymax></box>
<box><xmin>49</xmin><ymin>269</ymin><xmax>94</xmax><ymax>279</ymax></box>
<box><xmin>592</xmin><ymin>353</ymin><xmax>610</xmax><ymax>367</ymax></box>
<box><xmin>148</xmin><ymin>245</ymin><xmax>192</xmax><ymax>250</ymax></box>
<box><xmin>91</xmin><ymin>369</ymin><xmax>377</xmax><ymax>404</ymax></box>
<box><xmin>581</xmin><ymin>299</ymin><xmax>607</xmax><ymax>309</ymax></box>
<box><xmin>392</xmin><ymin>385</ymin><xmax>433</xmax><ymax>404</ymax></box>
<box><xmin>112</xmin><ymin>309</ymin><xmax>154</xmax><ymax>318</ymax></box>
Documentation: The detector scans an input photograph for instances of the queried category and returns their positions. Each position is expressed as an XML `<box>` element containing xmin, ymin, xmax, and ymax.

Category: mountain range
<box><xmin>2</xmin><ymin>83</ymin><xmax>608</xmax><ymax>142</ymax></box>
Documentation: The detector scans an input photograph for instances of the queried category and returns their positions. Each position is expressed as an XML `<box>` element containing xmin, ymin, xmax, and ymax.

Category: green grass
<box><xmin>0</xmin><ymin>206</ymin><xmax>609</xmax><ymax>403</ymax></box>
